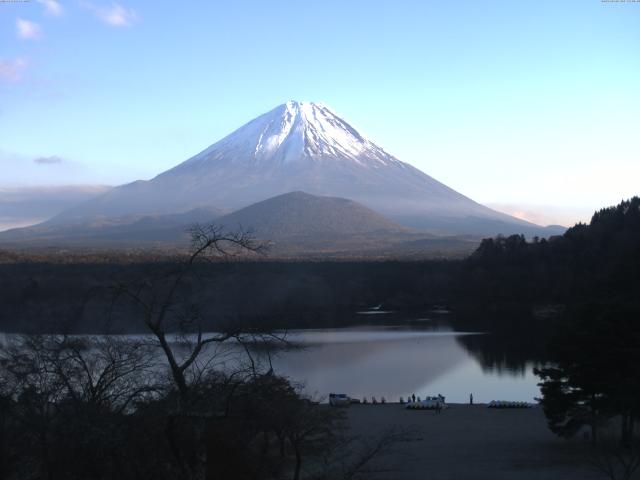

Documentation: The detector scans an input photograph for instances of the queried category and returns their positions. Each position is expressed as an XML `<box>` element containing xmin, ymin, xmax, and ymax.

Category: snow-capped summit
<box><xmin>49</xmin><ymin>101</ymin><xmax>550</xmax><ymax>236</ymax></box>
<box><xmin>171</xmin><ymin>101</ymin><xmax>401</xmax><ymax>171</ymax></box>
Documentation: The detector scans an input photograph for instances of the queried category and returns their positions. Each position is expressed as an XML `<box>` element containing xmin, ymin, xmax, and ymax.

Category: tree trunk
<box><xmin>278</xmin><ymin>433</ymin><xmax>286</xmax><ymax>458</ymax></box>
<box><xmin>261</xmin><ymin>430</ymin><xmax>269</xmax><ymax>456</ymax></box>
<box><xmin>621</xmin><ymin>411</ymin><xmax>633</xmax><ymax>447</ymax></box>
<box><xmin>193</xmin><ymin>421</ymin><xmax>207</xmax><ymax>480</ymax></box>
<box><xmin>155</xmin><ymin>331</ymin><xmax>189</xmax><ymax>399</ymax></box>
<box><xmin>293</xmin><ymin>443</ymin><xmax>302</xmax><ymax>480</ymax></box>
<box><xmin>165</xmin><ymin>415</ymin><xmax>187</xmax><ymax>475</ymax></box>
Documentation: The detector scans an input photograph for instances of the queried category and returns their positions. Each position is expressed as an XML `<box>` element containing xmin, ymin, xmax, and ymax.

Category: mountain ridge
<box><xmin>25</xmin><ymin>101</ymin><xmax>562</xmax><ymax>238</ymax></box>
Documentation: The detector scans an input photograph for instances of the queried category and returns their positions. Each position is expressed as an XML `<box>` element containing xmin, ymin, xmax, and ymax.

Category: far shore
<box><xmin>342</xmin><ymin>403</ymin><xmax>600</xmax><ymax>480</ymax></box>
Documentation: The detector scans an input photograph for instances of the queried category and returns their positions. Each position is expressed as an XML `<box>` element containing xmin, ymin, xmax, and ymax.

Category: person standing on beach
<box><xmin>470</xmin><ymin>393</ymin><xmax>474</xmax><ymax>405</ymax></box>
<box><xmin>412</xmin><ymin>393</ymin><xmax>416</xmax><ymax>403</ymax></box>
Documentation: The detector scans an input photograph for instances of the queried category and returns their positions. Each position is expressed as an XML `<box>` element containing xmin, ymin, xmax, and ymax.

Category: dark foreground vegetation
<box><xmin>1</xmin><ymin>197</ymin><xmax>639</xmax><ymax>479</ymax></box>
<box><xmin>0</xmin><ymin>226</ymin><xmax>411</xmax><ymax>480</ymax></box>
<box><xmin>0</xmin><ymin>333</ymin><xmax>417</xmax><ymax>480</ymax></box>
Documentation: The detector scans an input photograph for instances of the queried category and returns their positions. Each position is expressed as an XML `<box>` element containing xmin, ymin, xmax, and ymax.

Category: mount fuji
<box><xmin>23</xmin><ymin>101</ymin><xmax>559</xmax><ymax>239</ymax></box>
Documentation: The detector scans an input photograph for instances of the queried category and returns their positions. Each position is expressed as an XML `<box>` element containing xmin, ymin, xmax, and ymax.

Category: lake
<box><xmin>257</xmin><ymin>324</ymin><xmax>541</xmax><ymax>404</ymax></box>
<box><xmin>0</xmin><ymin>323</ymin><xmax>542</xmax><ymax>404</ymax></box>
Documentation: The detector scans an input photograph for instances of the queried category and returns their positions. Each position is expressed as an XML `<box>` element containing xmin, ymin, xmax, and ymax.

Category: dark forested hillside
<box><xmin>0</xmin><ymin>259</ymin><xmax>457</xmax><ymax>333</ymax></box>
<box><xmin>458</xmin><ymin>196</ymin><xmax>640</xmax><ymax>308</ymax></box>
<box><xmin>450</xmin><ymin>197</ymin><xmax>640</xmax><ymax>371</ymax></box>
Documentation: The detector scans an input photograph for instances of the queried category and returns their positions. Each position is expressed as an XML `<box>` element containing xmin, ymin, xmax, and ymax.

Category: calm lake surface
<box><xmin>0</xmin><ymin>323</ymin><xmax>542</xmax><ymax>404</ymax></box>
<box><xmin>261</xmin><ymin>325</ymin><xmax>541</xmax><ymax>404</ymax></box>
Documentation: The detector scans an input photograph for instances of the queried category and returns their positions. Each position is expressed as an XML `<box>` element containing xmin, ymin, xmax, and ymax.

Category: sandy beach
<box><xmin>345</xmin><ymin>403</ymin><xmax>601</xmax><ymax>480</ymax></box>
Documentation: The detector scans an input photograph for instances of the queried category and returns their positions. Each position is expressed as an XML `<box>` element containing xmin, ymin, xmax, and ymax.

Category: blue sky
<box><xmin>1</xmin><ymin>0</ymin><xmax>639</xmax><ymax>225</ymax></box>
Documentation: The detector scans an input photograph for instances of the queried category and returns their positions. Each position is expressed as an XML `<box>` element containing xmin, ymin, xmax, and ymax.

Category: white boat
<box><xmin>406</xmin><ymin>395</ymin><xmax>446</xmax><ymax>410</ymax></box>
<box><xmin>329</xmin><ymin>393</ymin><xmax>350</xmax><ymax>406</ymax></box>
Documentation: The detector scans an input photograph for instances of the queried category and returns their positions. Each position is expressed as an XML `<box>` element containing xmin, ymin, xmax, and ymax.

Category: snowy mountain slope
<box><xmin>48</xmin><ymin>101</ymin><xmax>555</xmax><ymax>236</ymax></box>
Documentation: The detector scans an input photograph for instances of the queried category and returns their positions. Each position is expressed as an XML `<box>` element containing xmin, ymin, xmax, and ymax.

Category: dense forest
<box><xmin>0</xmin><ymin>258</ymin><xmax>457</xmax><ymax>333</ymax></box>
<box><xmin>459</xmin><ymin>197</ymin><xmax>640</xmax><ymax>308</ymax></box>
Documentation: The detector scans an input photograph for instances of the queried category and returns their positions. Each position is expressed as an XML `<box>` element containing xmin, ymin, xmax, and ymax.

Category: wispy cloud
<box><xmin>16</xmin><ymin>19</ymin><xmax>43</xmax><ymax>40</ymax></box>
<box><xmin>81</xmin><ymin>2</ymin><xmax>138</xmax><ymax>27</ymax></box>
<box><xmin>0</xmin><ymin>58</ymin><xmax>28</xmax><ymax>82</ymax></box>
<box><xmin>1</xmin><ymin>149</ymin><xmax>100</xmax><ymax>186</ymax></box>
<box><xmin>0</xmin><ymin>185</ymin><xmax>112</xmax><ymax>231</ymax></box>
<box><xmin>487</xmin><ymin>203</ymin><xmax>595</xmax><ymax>228</ymax></box>
<box><xmin>102</xmin><ymin>3</ymin><xmax>137</xmax><ymax>26</ymax></box>
<box><xmin>37</xmin><ymin>0</ymin><xmax>64</xmax><ymax>16</ymax></box>
<box><xmin>34</xmin><ymin>156</ymin><xmax>64</xmax><ymax>165</ymax></box>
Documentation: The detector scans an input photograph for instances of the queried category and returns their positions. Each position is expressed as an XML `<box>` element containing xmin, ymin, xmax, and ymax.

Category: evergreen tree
<box><xmin>536</xmin><ymin>303</ymin><xmax>640</xmax><ymax>444</ymax></box>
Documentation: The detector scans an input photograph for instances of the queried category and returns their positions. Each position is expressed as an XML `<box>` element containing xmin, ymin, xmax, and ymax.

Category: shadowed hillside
<box><xmin>217</xmin><ymin>191</ymin><xmax>407</xmax><ymax>237</ymax></box>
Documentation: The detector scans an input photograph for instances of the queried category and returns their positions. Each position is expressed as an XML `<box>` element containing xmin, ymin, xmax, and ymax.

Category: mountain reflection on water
<box><xmin>259</xmin><ymin>324</ymin><xmax>541</xmax><ymax>404</ymax></box>
<box><xmin>0</xmin><ymin>321</ymin><xmax>543</xmax><ymax>404</ymax></box>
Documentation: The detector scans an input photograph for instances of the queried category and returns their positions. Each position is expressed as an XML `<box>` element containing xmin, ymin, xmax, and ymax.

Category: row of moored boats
<box><xmin>330</xmin><ymin>393</ymin><xmax>533</xmax><ymax>409</ymax></box>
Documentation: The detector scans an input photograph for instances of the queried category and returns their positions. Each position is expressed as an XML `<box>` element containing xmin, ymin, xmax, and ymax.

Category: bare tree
<box><xmin>111</xmin><ymin>223</ymin><xmax>275</xmax><ymax>480</ymax></box>
<box><xmin>0</xmin><ymin>334</ymin><xmax>159</xmax><ymax>479</ymax></box>
<box><xmin>1</xmin><ymin>335</ymin><xmax>69</xmax><ymax>479</ymax></box>
<box><xmin>47</xmin><ymin>335</ymin><xmax>158</xmax><ymax>413</ymax></box>
<box><xmin>112</xmin><ymin>223</ymin><xmax>268</xmax><ymax>402</ymax></box>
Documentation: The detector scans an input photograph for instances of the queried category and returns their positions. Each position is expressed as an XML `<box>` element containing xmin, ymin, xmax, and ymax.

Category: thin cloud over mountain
<box><xmin>34</xmin><ymin>156</ymin><xmax>64</xmax><ymax>165</ymax></box>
